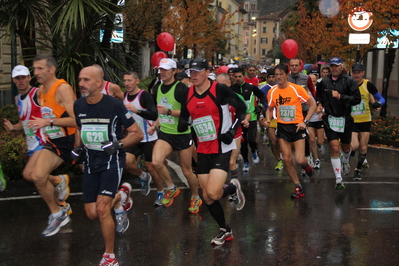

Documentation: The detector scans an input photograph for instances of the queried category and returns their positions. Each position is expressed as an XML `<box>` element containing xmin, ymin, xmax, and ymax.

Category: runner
<box><xmin>27</xmin><ymin>54</ymin><xmax>76</xmax><ymax>237</ymax></box>
<box><xmin>179</xmin><ymin>57</ymin><xmax>246</xmax><ymax>245</ymax></box>
<box><xmin>3</xmin><ymin>65</ymin><xmax>72</xmax><ymax>215</ymax></box>
<box><xmin>316</xmin><ymin>57</ymin><xmax>361</xmax><ymax>189</ymax></box>
<box><xmin>152</xmin><ymin>58</ymin><xmax>201</xmax><ymax>214</ymax></box>
<box><xmin>261</xmin><ymin>64</ymin><xmax>316</xmax><ymax>198</ymax></box>
<box><xmin>73</xmin><ymin>66</ymin><xmax>143</xmax><ymax>266</ymax></box>
<box><xmin>350</xmin><ymin>63</ymin><xmax>386</xmax><ymax>180</ymax></box>
<box><xmin>122</xmin><ymin>71</ymin><xmax>164</xmax><ymax>205</ymax></box>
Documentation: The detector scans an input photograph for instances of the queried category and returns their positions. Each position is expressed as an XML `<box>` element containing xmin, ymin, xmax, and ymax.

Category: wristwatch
<box><xmin>136</xmin><ymin>109</ymin><xmax>141</xmax><ymax>114</ymax></box>
<box><xmin>118</xmin><ymin>141</ymin><xmax>124</xmax><ymax>148</ymax></box>
<box><xmin>49</xmin><ymin>119</ymin><xmax>55</xmax><ymax>127</ymax></box>
<box><xmin>167</xmin><ymin>109</ymin><xmax>172</xmax><ymax>116</ymax></box>
<box><xmin>304</xmin><ymin>119</ymin><xmax>309</xmax><ymax>125</ymax></box>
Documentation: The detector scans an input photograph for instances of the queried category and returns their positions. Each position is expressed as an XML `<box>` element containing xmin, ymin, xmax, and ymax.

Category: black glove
<box><xmin>101</xmin><ymin>141</ymin><xmax>121</xmax><ymax>155</ymax></box>
<box><xmin>71</xmin><ymin>146</ymin><xmax>83</xmax><ymax>162</ymax></box>
<box><xmin>371</xmin><ymin>102</ymin><xmax>381</xmax><ymax>109</ymax></box>
<box><xmin>219</xmin><ymin>130</ymin><xmax>234</xmax><ymax>144</ymax></box>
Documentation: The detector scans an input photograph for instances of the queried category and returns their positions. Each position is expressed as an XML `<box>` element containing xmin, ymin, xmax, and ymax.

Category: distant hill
<box><xmin>235</xmin><ymin>0</ymin><xmax>296</xmax><ymax>16</ymax></box>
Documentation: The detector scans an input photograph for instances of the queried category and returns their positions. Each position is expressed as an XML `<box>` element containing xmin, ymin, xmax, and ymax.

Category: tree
<box><xmin>0</xmin><ymin>0</ymin><xmax>49</xmax><ymax>68</ymax></box>
<box><xmin>162</xmin><ymin>0</ymin><xmax>241</xmax><ymax>60</ymax></box>
<box><xmin>0</xmin><ymin>0</ymin><xmax>130</xmax><ymax>90</ymax></box>
<box><xmin>281</xmin><ymin>0</ymin><xmax>399</xmax><ymax>65</ymax></box>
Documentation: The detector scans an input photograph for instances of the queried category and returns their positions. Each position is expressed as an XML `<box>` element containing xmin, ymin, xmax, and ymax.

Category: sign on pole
<box><xmin>348</xmin><ymin>7</ymin><xmax>373</xmax><ymax>32</ymax></box>
<box><xmin>349</xmin><ymin>33</ymin><xmax>370</xmax><ymax>44</ymax></box>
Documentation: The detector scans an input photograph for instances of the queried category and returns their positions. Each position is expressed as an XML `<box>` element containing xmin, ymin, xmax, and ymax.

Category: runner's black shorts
<box><xmin>157</xmin><ymin>131</ymin><xmax>193</xmax><ymax>151</ymax></box>
<box><xmin>43</xmin><ymin>134</ymin><xmax>75</xmax><ymax>164</ymax></box>
<box><xmin>124</xmin><ymin>140</ymin><xmax>156</xmax><ymax>162</ymax></box>
<box><xmin>308</xmin><ymin>121</ymin><xmax>324</xmax><ymax>129</ymax></box>
<box><xmin>276</xmin><ymin>123</ymin><xmax>307</xmax><ymax>142</ymax></box>
<box><xmin>352</xmin><ymin>122</ymin><xmax>371</xmax><ymax>133</ymax></box>
<box><xmin>322</xmin><ymin>116</ymin><xmax>353</xmax><ymax>144</ymax></box>
<box><xmin>197</xmin><ymin>151</ymin><xmax>232</xmax><ymax>175</ymax></box>
<box><xmin>83</xmin><ymin>165</ymin><xmax>122</xmax><ymax>203</ymax></box>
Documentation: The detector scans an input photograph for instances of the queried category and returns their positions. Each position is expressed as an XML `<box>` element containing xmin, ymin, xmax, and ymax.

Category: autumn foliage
<box><xmin>281</xmin><ymin>0</ymin><xmax>399</xmax><ymax>65</ymax></box>
<box><xmin>123</xmin><ymin>0</ymin><xmax>243</xmax><ymax>61</ymax></box>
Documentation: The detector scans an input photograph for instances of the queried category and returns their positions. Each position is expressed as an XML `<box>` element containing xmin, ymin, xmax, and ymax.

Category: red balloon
<box><xmin>217</xmin><ymin>66</ymin><xmax>229</xmax><ymax>75</ymax></box>
<box><xmin>281</xmin><ymin>39</ymin><xmax>298</xmax><ymax>59</ymax></box>
<box><xmin>157</xmin><ymin>32</ymin><xmax>175</xmax><ymax>52</ymax></box>
<box><xmin>151</xmin><ymin>51</ymin><xmax>168</xmax><ymax>67</ymax></box>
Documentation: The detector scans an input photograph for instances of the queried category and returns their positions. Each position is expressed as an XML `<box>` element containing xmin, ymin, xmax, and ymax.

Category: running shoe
<box><xmin>291</xmin><ymin>186</ymin><xmax>305</xmax><ymax>199</ymax></box>
<box><xmin>342</xmin><ymin>162</ymin><xmax>350</xmax><ymax>175</ymax></box>
<box><xmin>162</xmin><ymin>186</ymin><xmax>181</xmax><ymax>207</ymax></box>
<box><xmin>41</xmin><ymin>212</ymin><xmax>70</xmax><ymax>237</ymax></box>
<box><xmin>140</xmin><ymin>172</ymin><xmax>152</xmax><ymax>196</ymax></box>
<box><xmin>306</xmin><ymin>156</ymin><xmax>314</xmax><ymax>167</ymax></box>
<box><xmin>252</xmin><ymin>152</ymin><xmax>260</xmax><ymax>164</ymax></box>
<box><xmin>242</xmin><ymin>162</ymin><xmax>249</xmax><ymax>172</ymax></box>
<box><xmin>115</xmin><ymin>211</ymin><xmax>129</xmax><ymax>234</ymax></box>
<box><xmin>314</xmin><ymin>159</ymin><xmax>321</xmax><ymax>169</ymax></box>
<box><xmin>230</xmin><ymin>178</ymin><xmax>245</xmax><ymax>211</ymax></box>
<box><xmin>304</xmin><ymin>164</ymin><xmax>315</xmax><ymax>177</ymax></box>
<box><xmin>353</xmin><ymin>169</ymin><xmax>362</xmax><ymax>181</ymax></box>
<box><xmin>188</xmin><ymin>197</ymin><xmax>202</xmax><ymax>214</ymax></box>
<box><xmin>211</xmin><ymin>228</ymin><xmax>233</xmax><ymax>245</ymax></box>
<box><xmin>98</xmin><ymin>254</ymin><xmax>119</xmax><ymax>266</ymax></box>
<box><xmin>119</xmin><ymin>182</ymin><xmax>133</xmax><ymax>212</ymax></box>
<box><xmin>301</xmin><ymin>169</ymin><xmax>307</xmax><ymax>176</ymax></box>
<box><xmin>55</xmin><ymin>174</ymin><xmax>70</xmax><ymax>202</ymax></box>
<box><xmin>335</xmin><ymin>178</ymin><xmax>346</xmax><ymax>190</ymax></box>
<box><xmin>361</xmin><ymin>159</ymin><xmax>369</xmax><ymax>170</ymax></box>
<box><xmin>59</xmin><ymin>202</ymin><xmax>72</xmax><ymax>216</ymax></box>
<box><xmin>154</xmin><ymin>192</ymin><xmax>164</xmax><ymax>206</ymax></box>
<box><xmin>275</xmin><ymin>160</ymin><xmax>283</xmax><ymax>171</ymax></box>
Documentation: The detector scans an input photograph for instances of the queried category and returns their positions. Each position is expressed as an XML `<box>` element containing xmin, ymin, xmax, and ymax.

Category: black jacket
<box><xmin>316</xmin><ymin>73</ymin><xmax>361</xmax><ymax>118</ymax></box>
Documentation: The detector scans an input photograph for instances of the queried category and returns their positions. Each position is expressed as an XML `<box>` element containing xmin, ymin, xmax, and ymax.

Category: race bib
<box><xmin>351</xmin><ymin>100</ymin><xmax>366</xmax><ymax>116</ymax></box>
<box><xmin>279</xmin><ymin>105</ymin><xmax>296</xmax><ymax>122</ymax></box>
<box><xmin>81</xmin><ymin>124</ymin><xmax>109</xmax><ymax>150</ymax></box>
<box><xmin>192</xmin><ymin>115</ymin><xmax>217</xmax><ymax>142</ymax></box>
<box><xmin>159</xmin><ymin>104</ymin><xmax>175</xmax><ymax>124</ymax></box>
<box><xmin>22</xmin><ymin>120</ymin><xmax>38</xmax><ymax>147</ymax></box>
<box><xmin>42</xmin><ymin>114</ymin><xmax>65</xmax><ymax>139</ymax></box>
<box><xmin>328</xmin><ymin>115</ymin><xmax>345</xmax><ymax>133</ymax></box>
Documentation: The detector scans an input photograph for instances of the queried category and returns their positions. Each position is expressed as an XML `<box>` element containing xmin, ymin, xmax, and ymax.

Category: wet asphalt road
<box><xmin>1</xmin><ymin>139</ymin><xmax>399</xmax><ymax>266</ymax></box>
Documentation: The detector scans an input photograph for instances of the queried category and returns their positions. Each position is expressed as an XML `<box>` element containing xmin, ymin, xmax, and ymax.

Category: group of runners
<box><xmin>3</xmin><ymin>54</ymin><xmax>384</xmax><ymax>266</ymax></box>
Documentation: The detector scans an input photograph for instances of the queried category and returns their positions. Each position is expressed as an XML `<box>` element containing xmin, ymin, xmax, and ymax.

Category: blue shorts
<box><xmin>83</xmin><ymin>166</ymin><xmax>123</xmax><ymax>203</ymax></box>
<box><xmin>27</xmin><ymin>145</ymin><xmax>44</xmax><ymax>157</ymax></box>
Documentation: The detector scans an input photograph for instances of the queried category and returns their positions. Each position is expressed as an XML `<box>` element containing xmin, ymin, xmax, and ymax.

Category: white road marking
<box><xmin>165</xmin><ymin>159</ymin><xmax>189</xmax><ymax>187</ymax></box>
<box><xmin>357</xmin><ymin>207</ymin><xmax>399</xmax><ymax>211</ymax></box>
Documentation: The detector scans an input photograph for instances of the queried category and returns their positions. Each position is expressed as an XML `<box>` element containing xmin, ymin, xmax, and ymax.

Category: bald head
<box><xmin>79</xmin><ymin>66</ymin><xmax>104</xmax><ymax>99</ymax></box>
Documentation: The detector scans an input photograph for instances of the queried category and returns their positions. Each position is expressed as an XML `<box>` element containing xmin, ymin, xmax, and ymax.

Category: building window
<box><xmin>246</xmin><ymin>32</ymin><xmax>249</xmax><ymax>36</ymax></box>
<box><xmin>254</xmin><ymin>48</ymin><xmax>256</xmax><ymax>54</ymax></box>
<box><xmin>261</xmin><ymin>38</ymin><xmax>266</xmax><ymax>43</ymax></box>
<box><xmin>254</xmin><ymin>39</ymin><xmax>256</xmax><ymax>45</ymax></box>
<box><xmin>262</xmin><ymin>49</ymin><xmax>266</xmax><ymax>55</ymax></box>
<box><xmin>263</xmin><ymin>27</ymin><xmax>267</xmax><ymax>33</ymax></box>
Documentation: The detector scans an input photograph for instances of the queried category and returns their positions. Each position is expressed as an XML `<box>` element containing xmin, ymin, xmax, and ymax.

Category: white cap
<box><xmin>158</xmin><ymin>58</ymin><xmax>176</xmax><ymax>70</ymax></box>
<box><xmin>208</xmin><ymin>73</ymin><xmax>216</xmax><ymax>81</ymax></box>
<box><xmin>12</xmin><ymin>65</ymin><xmax>30</xmax><ymax>78</ymax></box>
<box><xmin>261</xmin><ymin>69</ymin><xmax>267</xmax><ymax>74</ymax></box>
